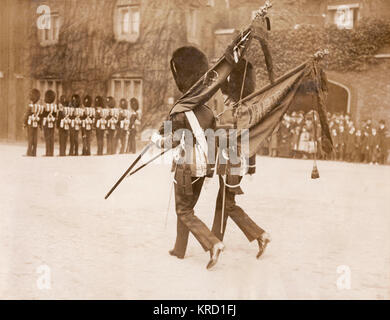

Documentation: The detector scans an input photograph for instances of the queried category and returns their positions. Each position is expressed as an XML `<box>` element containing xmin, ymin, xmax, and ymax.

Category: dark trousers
<box><xmin>212</xmin><ymin>175</ymin><xmax>265</xmax><ymax>242</ymax></box>
<box><xmin>69</xmin><ymin>129</ymin><xmax>79</xmax><ymax>156</ymax></box>
<box><xmin>43</xmin><ymin>127</ymin><xmax>55</xmax><ymax>156</ymax></box>
<box><xmin>127</xmin><ymin>129</ymin><xmax>136</xmax><ymax>153</ymax></box>
<box><xmin>119</xmin><ymin>130</ymin><xmax>128</xmax><ymax>154</ymax></box>
<box><xmin>59</xmin><ymin>129</ymin><xmax>69</xmax><ymax>157</ymax></box>
<box><xmin>107</xmin><ymin>130</ymin><xmax>115</xmax><ymax>154</ymax></box>
<box><xmin>113</xmin><ymin>130</ymin><xmax>121</xmax><ymax>154</ymax></box>
<box><xmin>82</xmin><ymin>129</ymin><xmax>92</xmax><ymax>156</ymax></box>
<box><xmin>96</xmin><ymin>129</ymin><xmax>105</xmax><ymax>155</ymax></box>
<box><xmin>173</xmin><ymin>175</ymin><xmax>220</xmax><ymax>258</ymax></box>
<box><xmin>27</xmin><ymin>127</ymin><xmax>38</xmax><ymax>157</ymax></box>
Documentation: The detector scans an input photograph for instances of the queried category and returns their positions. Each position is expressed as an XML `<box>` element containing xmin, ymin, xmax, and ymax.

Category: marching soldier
<box><xmin>69</xmin><ymin>94</ymin><xmax>82</xmax><ymax>156</ymax></box>
<box><xmin>211</xmin><ymin>59</ymin><xmax>271</xmax><ymax>259</ymax></box>
<box><xmin>57</xmin><ymin>95</ymin><xmax>71</xmax><ymax>157</ymax></box>
<box><xmin>95</xmin><ymin>96</ymin><xmax>107</xmax><ymax>156</ymax></box>
<box><xmin>42</xmin><ymin>90</ymin><xmax>57</xmax><ymax>157</ymax></box>
<box><xmin>150</xmin><ymin>46</ymin><xmax>224</xmax><ymax>269</ymax></box>
<box><xmin>126</xmin><ymin>98</ymin><xmax>141</xmax><ymax>154</ymax></box>
<box><xmin>24</xmin><ymin>88</ymin><xmax>43</xmax><ymax>157</ymax></box>
<box><xmin>106</xmin><ymin>96</ymin><xmax>118</xmax><ymax>155</ymax></box>
<box><xmin>118</xmin><ymin>98</ymin><xmax>130</xmax><ymax>154</ymax></box>
<box><xmin>81</xmin><ymin>95</ymin><xmax>94</xmax><ymax>156</ymax></box>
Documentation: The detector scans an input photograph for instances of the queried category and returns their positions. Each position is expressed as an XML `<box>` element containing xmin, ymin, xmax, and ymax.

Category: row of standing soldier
<box><xmin>23</xmin><ymin>88</ymin><xmax>141</xmax><ymax>157</ymax></box>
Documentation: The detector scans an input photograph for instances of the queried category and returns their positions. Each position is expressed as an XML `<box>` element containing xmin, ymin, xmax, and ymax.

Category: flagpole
<box><xmin>104</xmin><ymin>143</ymin><xmax>154</xmax><ymax>200</ymax></box>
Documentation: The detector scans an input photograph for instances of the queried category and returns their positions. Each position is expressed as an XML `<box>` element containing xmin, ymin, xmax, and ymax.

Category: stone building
<box><xmin>1</xmin><ymin>0</ymin><xmax>389</xmax><ymax>141</ymax></box>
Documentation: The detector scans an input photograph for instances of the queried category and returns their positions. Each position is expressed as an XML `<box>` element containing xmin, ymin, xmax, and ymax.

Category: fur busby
<box><xmin>30</xmin><ymin>88</ymin><xmax>41</xmax><ymax>104</ymax></box>
<box><xmin>83</xmin><ymin>95</ymin><xmax>92</xmax><ymax>108</ymax></box>
<box><xmin>44</xmin><ymin>90</ymin><xmax>56</xmax><ymax>104</ymax></box>
<box><xmin>59</xmin><ymin>95</ymin><xmax>68</xmax><ymax>106</ymax></box>
<box><xmin>170</xmin><ymin>46</ymin><xmax>209</xmax><ymax>93</ymax></box>
<box><xmin>106</xmin><ymin>96</ymin><xmax>116</xmax><ymax>108</ymax></box>
<box><xmin>130</xmin><ymin>98</ymin><xmax>139</xmax><ymax>112</ymax></box>
<box><xmin>71</xmin><ymin>94</ymin><xmax>81</xmax><ymax>108</ymax></box>
<box><xmin>221</xmin><ymin>59</ymin><xmax>256</xmax><ymax>103</ymax></box>
<box><xmin>95</xmin><ymin>96</ymin><xmax>104</xmax><ymax>108</ymax></box>
<box><xmin>120</xmin><ymin>98</ymin><xmax>128</xmax><ymax>110</ymax></box>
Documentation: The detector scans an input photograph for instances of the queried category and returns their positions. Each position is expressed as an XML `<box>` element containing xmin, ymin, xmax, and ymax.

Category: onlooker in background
<box><xmin>369</xmin><ymin>127</ymin><xmax>380</xmax><ymax>165</ymax></box>
<box><xmin>362</xmin><ymin>127</ymin><xmax>371</xmax><ymax>163</ymax></box>
<box><xmin>353</xmin><ymin>129</ymin><xmax>363</xmax><ymax>162</ymax></box>
<box><xmin>345</xmin><ymin>126</ymin><xmax>356</xmax><ymax>162</ymax></box>
<box><xmin>378</xmin><ymin>120</ymin><xmax>388</xmax><ymax>165</ymax></box>
<box><xmin>338</xmin><ymin>125</ymin><xmax>347</xmax><ymax>161</ymax></box>
<box><xmin>278</xmin><ymin>116</ymin><xmax>293</xmax><ymax>158</ymax></box>
<box><xmin>298</xmin><ymin>126</ymin><xmax>311</xmax><ymax>159</ymax></box>
<box><xmin>331</xmin><ymin>128</ymin><xmax>339</xmax><ymax>160</ymax></box>
<box><xmin>291</xmin><ymin>126</ymin><xmax>301</xmax><ymax>159</ymax></box>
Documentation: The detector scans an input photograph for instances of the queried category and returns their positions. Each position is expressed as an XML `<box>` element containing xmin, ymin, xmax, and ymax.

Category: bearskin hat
<box><xmin>83</xmin><ymin>95</ymin><xmax>92</xmax><ymax>108</ymax></box>
<box><xmin>170</xmin><ymin>46</ymin><xmax>209</xmax><ymax>94</ymax></box>
<box><xmin>130</xmin><ymin>98</ymin><xmax>139</xmax><ymax>112</ymax></box>
<box><xmin>120</xmin><ymin>98</ymin><xmax>128</xmax><ymax>110</ymax></box>
<box><xmin>221</xmin><ymin>59</ymin><xmax>256</xmax><ymax>103</ymax></box>
<box><xmin>59</xmin><ymin>95</ymin><xmax>68</xmax><ymax>106</ymax></box>
<box><xmin>95</xmin><ymin>96</ymin><xmax>104</xmax><ymax>108</ymax></box>
<box><xmin>44</xmin><ymin>90</ymin><xmax>56</xmax><ymax>104</ymax></box>
<box><xmin>30</xmin><ymin>88</ymin><xmax>41</xmax><ymax>104</ymax></box>
<box><xmin>71</xmin><ymin>94</ymin><xmax>81</xmax><ymax>108</ymax></box>
<box><xmin>106</xmin><ymin>96</ymin><xmax>116</xmax><ymax>108</ymax></box>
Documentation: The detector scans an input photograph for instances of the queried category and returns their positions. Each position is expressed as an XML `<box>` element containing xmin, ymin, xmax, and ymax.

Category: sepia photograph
<box><xmin>0</xmin><ymin>0</ymin><xmax>389</xmax><ymax>304</ymax></box>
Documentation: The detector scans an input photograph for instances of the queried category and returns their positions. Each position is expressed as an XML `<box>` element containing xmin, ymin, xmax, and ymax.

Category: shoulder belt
<box><xmin>184</xmin><ymin>110</ymin><xmax>208</xmax><ymax>158</ymax></box>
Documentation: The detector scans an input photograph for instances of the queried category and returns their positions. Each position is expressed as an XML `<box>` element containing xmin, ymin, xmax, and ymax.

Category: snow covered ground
<box><xmin>0</xmin><ymin>143</ymin><xmax>389</xmax><ymax>300</ymax></box>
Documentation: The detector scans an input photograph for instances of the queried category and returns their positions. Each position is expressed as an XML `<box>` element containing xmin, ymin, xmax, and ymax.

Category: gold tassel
<box><xmin>311</xmin><ymin>163</ymin><xmax>320</xmax><ymax>179</ymax></box>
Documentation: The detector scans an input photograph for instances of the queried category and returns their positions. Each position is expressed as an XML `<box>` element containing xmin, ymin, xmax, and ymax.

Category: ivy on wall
<box><xmin>248</xmin><ymin>18</ymin><xmax>390</xmax><ymax>87</ymax></box>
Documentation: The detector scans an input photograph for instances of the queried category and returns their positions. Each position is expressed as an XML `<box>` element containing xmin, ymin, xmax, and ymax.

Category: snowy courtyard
<box><xmin>0</xmin><ymin>143</ymin><xmax>389</xmax><ymax>300</ymax></box>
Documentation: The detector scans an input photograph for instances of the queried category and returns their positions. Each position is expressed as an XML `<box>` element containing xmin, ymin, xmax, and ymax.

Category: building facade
<box><xmin>1</xmin><ymin>0</ymin><xmax>389</xmax><ymax>141</ymax></box>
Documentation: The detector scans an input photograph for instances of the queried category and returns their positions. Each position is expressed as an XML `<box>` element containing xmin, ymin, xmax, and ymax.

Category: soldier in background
<box><xmin>378</xmin><ymin>120</ymin><xmax>388</xmax><ymax>165</ymax></box>
<box><xmin>42</xmin><ymin>90</ymin><xmax>57</xmax><ymax>157</ymax></box>
<box><xmin>24</xmin><ymin>88</ymin><xmax>42</xmax><ymax>157</ymax></box>
<box><xmin>69</xmin><ymin>94</ymin><xmax>82</xmax><ymax>156</ymax></box>
<box><xmin>95</xmin><ymin>96</ymin><xmax>106</xmax><ymax>156</ymax></box>
<box><xmin>57</xmin><ymin>95</ymin><xmax>71</xmax><ymax>157</ymax></box>
<box><xmin>81</xmin><ymin>95</ymin><xmax>94</xmax><ymax>156</ymax></box>
<box><xmin>127</xmin><ymin>98</ymin><xmax>140</xmax><ymax>154</ymax></box>
<box><xmin>118</xmin><ymin>98</ymin><xmax>130</xmax><ymax>154</ymax></box>
<box><xmin>106</xmin><ymin>96</ymin><xmax>118</xmax><ymax>155</ymax></box>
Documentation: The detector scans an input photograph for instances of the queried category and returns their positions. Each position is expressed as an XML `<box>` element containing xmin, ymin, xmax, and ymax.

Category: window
<box><xmin>328</xmin><ymin>4</ymin><xmax>360</xmax><ymax>29</ymax></box>
<box><xmin>187</xmin><ymin>8</ymin><xmax>198</xmax><ymax>42</ymax></box>
<box><xmin>109</xmin><ymin>77</ymin><xmax>143</xmax><ymax>112</ymax></box>
<box><xmin>39</xmin><ymin>13</ymin><xmax>60</xmax><ymax>45</ymax></box>
<box><xmin>33</xmin><ymin>79</ymin><xmax>63</xmax><ymax>102</ymax></box>
<box><xmin>115</xmin><ymin>0</ymin><xmax>141</xmax><ymax>42</ymax></box>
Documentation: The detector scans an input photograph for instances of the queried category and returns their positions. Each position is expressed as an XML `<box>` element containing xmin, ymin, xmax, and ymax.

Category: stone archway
<box><xmin>287</xmin><ymin>79</ymin><xmax>350</xmax><ymax>115</ymax></box>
